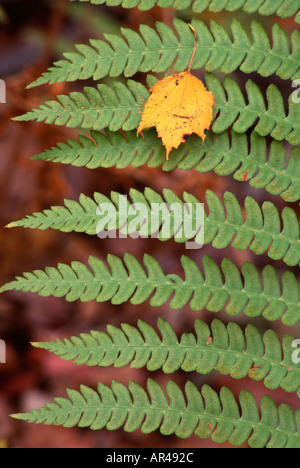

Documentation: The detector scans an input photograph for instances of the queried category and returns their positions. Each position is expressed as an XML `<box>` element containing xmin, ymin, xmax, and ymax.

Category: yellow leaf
<box><xmin>137</xmin><ymin>25</ymin><xmax>215</xmax><ymax>160</ymax></box>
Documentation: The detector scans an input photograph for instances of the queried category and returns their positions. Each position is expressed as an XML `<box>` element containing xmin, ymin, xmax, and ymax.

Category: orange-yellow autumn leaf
<box><xmin>137</xmin><ymin>25</ymin><xmax>215</xmax><ymax>160</ymax></box>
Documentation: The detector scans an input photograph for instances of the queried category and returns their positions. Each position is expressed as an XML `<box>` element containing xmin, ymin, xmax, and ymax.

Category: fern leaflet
<box><xmin>74</xmin><ymin>0</ymin><xmax>300</xmax><ymax>24</ymax></box>
<box><xmin>33</xmin><ymin>317</ymin><xmax>300</xmax><ymax>396</ymax></box>
<box><xmin>1</xmin><ymin>253</ymin><xmax>299</xmax><ymax>325</ymax></box>
<box><xmin>11</xmin><ymin>379</ymin><xmax>300</xmax><ymax>448</ymax></box>
<box><xmin>15</xmin><ymin>74</ymin><xmax>300</xmax><ymax>146</ymax></box>
<box><xmin>27</xmin><ymin>18</ymin><xmax>300</xmax><ymax>88</ymax></box>
<box><xmin>32</xmin><ymin>129</ymin><xmax>300</xmax><ymax>203</ymax></box>
<box><xmin>7</xmin><ymin>188</ymin><xmax>300</xmax><ymax>266</ymax></box>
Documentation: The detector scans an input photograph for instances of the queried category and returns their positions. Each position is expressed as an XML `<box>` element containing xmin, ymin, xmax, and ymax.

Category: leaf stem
<box><xmin>188</xmin><ymin>23</ymin><xmax>197</xmax><ymax>72</ymax></box>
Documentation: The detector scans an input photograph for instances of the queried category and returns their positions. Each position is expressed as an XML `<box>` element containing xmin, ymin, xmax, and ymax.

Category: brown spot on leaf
<box><xmin>250</xmin><ymin>365</ymin><xmax>263</xmax><ymax>371</ymax></box>
<box><xmin>207</xmin><ymin>423</ymin><xmax>215</xmax><ymax>434</ymax></box>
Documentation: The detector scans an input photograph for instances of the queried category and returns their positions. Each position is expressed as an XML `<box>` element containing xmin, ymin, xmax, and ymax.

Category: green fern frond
<box><xmin>14</xmin><ymin>75</ymin><xmax>300</xmax><ymax>146</ymax></box>
<box><xmin>7</xmin><ymin>188</ymin><xmax>300</xmax><ymax>266</ymax></box>
<box><xmin>75</xmin><ymin>0</ymin><xmax>300</xmax><ymax>24</ymax></box>
<box><xmin>11</xmin><ymin>378</ymin><xmax>300</xmax><ymax>448</ymax></box>
<box><xmin>14</xmin><ymin>80</ymin><xmax>148</xmax><ymax>132</ymax></box>
<box><xmin>86</xmin><ymin>0</ymin><xmax>300</xmax><ymax>23</ymax></box>
<box><xmin>73</xmin><ymin>0</ymin><xmax>299</xmax><ymax>18</ymax></box>
<box><xmin>1</xmin><ymin>253</ymin><xmax>299</xmax><ymax>325</ymax></box>
<box><xmin>27</xmin><ymin>18</ymin><xmax>300</xmax><ymax>88</ymax></box>
<box><xmin>32</xmin><ymin>129</ymin><xmax>300</xmax><ymax>203</ymax></box>
<box><xmin>207</xmin><ymin>74</ymin><xmax>300</xmax><ymax>146</ymax></box>
<box><xmin>32</xmin><ymin>317</ymin><xmax>300</xmax><ymax>396</ymax></box>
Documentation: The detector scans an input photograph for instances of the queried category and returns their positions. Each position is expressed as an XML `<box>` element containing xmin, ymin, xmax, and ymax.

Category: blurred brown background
<box><xmin>0</xmin><ymin>0</ymin><xmax>298</xmax><ymax>448</ymax></box>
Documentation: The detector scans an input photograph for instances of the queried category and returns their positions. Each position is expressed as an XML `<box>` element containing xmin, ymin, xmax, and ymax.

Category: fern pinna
<box><xmin>2</xmin><ymin>0</ymin><xmax>300</xmax><ymax>448</ymax></box>
<box><xmin>6</xmin><ymin>188</ymin><xmax>300</xmax><ymax>265</ymax></box>
<box><xmin>31</xmin><ymin>318</ymin><xmax>300</xmax><ymax>395</ymax></box>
